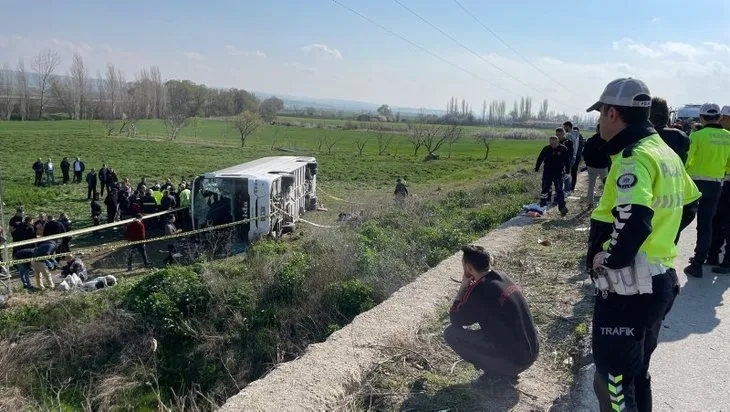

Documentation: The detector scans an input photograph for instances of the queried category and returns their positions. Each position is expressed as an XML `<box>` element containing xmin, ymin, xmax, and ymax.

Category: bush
<box><xmin>124</xmin><ymin>267</ymin><xmax>208</xmax><ymax>332</ymax></box>
<box><xmin>273</xmin><ymin>252</ymin><xmax>310</xmax><ymax>302</ymax></box>
<box><xmin>321</xmin><ymin>279</ymin><xmax>376</xmax><ymax>324</ymax></box>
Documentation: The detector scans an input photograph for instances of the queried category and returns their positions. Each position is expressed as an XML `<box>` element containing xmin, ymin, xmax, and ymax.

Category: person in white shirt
<box><xmin>44</xmin><ymin>158</ymin><xmax>55</xmax><ymax>184</ymax></box>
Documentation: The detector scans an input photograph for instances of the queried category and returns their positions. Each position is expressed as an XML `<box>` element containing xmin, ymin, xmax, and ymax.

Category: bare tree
<box><xmin>475</xmin><ymin>135</ymin><xmax>493</xmax><ymax>160</ymax></box>
<box><xmin>444</xmin><ymin>124</ymin><xmax>463</xmax><ymax>159</ymax></box>
<box><xmin>355</xmin><ymin>136</ymin><xmax>369</xmax><ymax>156</ymax></box>
<box><xmin>31</xmin><ymin>49</ymin><xmax>61</xmax><ymax>119</ymax></box>
<box><xmin>150</xmin><ymin>66</ymin><xmax>165</xmax><ymax>118</ymax></box>
<box><xmin>324</xmin><ymin>135</ymin><xmax>340</xmax><ymax>154</ymax></box>
<box><xmin>407</xmin><ymin>123</ymin><xmax>426</xmax><ymax>157</ymax></box>
<box><xmin>376</xmin><ymin>131</ymin><xmax>393</xmax><ymax>155</ymax></box>
<box><xmin>0</xmin><ymin>63</ymin><xmax>16</xmax><ymax>120</ymax></box>
<box><xmin>51</xmin><ymin>78</ymin><xmax>75</xmax><ymax>119</ymax></box>
<box><xmin>16</xmin><ymin>58</ymin><xmax>29</xmax><ymax>121</ymax></box>
<box><xmin>69</xmin><ymin>53</ymin><xmax>88</xmax><ymax>120</ymax></box>
<box><xmin>234</xmin><ymin>110</ymin><xmax>262</xmax><ymax>147</ymax></box>
<box><xmin>105</xmin><ymin>63</ymin><xmax>119</xmax><ymax>119</ymax></box>
<box><xmin>164</xmin><ymin>112</ymin><xmax>189</xmax><ymax>140</ymax></box>
<box><xmin>419</xmin><ymin>125</ymin><xmax>447</xmax><ymax>159</ymax></box>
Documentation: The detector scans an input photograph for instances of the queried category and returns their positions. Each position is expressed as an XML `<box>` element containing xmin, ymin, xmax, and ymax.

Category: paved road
<box><xmin>576</xmin><ymin>219</ymin><xmax>730</xmax><ymax>411</ymax></box>
<box><xmin>651</xmin><ymin>219</ymin><xmax>730</xmax><ymax>410</ymax></box>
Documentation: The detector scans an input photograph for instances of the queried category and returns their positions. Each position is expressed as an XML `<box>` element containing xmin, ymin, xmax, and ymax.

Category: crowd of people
<box><xmin>448</xmin><ymin>77</ymin><xmax>730</xmax><ymax>412</ymax></box>
<box><xmin>2</xmin><ymin>161</ymin><xmax>196</xmax><ymax>290</ymax></box>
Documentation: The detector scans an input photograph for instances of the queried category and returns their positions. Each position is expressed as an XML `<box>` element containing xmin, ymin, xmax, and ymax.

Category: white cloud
<box><xmin>659</xmin><ymin>42</ymin><xmax>703</xmax><ymax>60</ymax></box>
<box><xmin>183</xmin><ymin>51</ymin><xmax>204</xmax><ymax>61</ymax></box>
<box><xmin>651</xmin><ymin>17</ymin><xmax>661</xmax><ymax>23</ymax></box>
<box><xmin>224</xmin><ymin>45</ymin><xmax>267</xmax><ymax>58</ymax></box>
<box><xmin>612</xmin><ymin>38</ymin><xmax>663</xmax><ymax>58</ymax></box>
<box><xmin>704</xmin><ymin>41</ymin><xmax>730</xmax><ymax>53</ymax></box>
<box><xmin>291</xmin><ymin>63</ymin><xmax>318</xmax><ymax>74</ymax></box>
<box><xmin>301</xmin><ymin>43</ymin><xmax>343</xmax><ymax>60</ymax></box>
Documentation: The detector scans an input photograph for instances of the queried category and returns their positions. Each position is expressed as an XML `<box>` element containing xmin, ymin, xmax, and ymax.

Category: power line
<box><xmin>452</xmin><ymin>0</ymin><xmax>573</xmax><ymax>94</ymax></box>
<box><xmin>392</xmin><ymin>0</ymin><xmax>581</xmax><ymax>112</ymax></box>
<box><xmin>330</xmin><ymin>0</ymin><xmax>522</xmax><ymax>99</ymax></box>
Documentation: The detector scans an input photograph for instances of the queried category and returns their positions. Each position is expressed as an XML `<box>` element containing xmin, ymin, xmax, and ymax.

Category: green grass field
<box><xmin>0</xmin><ymin>119</ymin><xmax>545</xmax><ymax>228</ymax></box>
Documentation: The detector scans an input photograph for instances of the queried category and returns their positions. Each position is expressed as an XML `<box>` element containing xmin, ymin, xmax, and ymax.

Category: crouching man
<box><xmin>444</xmin><ymin>245</ymin><xmax>539</xmax><ymax>381</ymax></box>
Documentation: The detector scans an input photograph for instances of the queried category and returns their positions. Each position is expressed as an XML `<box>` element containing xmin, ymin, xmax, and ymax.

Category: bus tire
<box><xmin>306</xmin><ymin>197</ymin><xmax>317</xmax><ymax>211</ymax></box>
<box><xmin>281</xmin><ymin>223</ymin><xmax>295</xmax><ymax>234</ymax></box>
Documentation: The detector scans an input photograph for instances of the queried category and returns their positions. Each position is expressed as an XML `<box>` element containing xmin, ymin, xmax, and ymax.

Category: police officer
<box><xmin>585</xmin><ymin>78</ymin><xmax>701</xmax><ymax>412</ymax></box>
<box><xmin>709</xmin><ymin>105</ymin><xmax>730</xmax><ymax>273</ymax></box>
<box><xmin>682</xmin><ymin>103</ymin><xmax>730</xmax><ymax>278</ymax></box>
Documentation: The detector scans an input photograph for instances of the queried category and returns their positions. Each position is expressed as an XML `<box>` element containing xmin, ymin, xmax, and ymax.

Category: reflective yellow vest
<box><xmin>686</xmin><ymin>125</ymin><xmax>730</xmax><ymax>181</ymax></box>
<box><xmin>591</xmin><ymin>133</ymin><xmax>701</xmax><ymax>268</ymax></box>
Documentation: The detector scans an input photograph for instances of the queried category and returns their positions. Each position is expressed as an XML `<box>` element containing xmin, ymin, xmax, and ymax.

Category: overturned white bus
<box><xmin>191</xmin><ymin>156</ymin><xmax>318</xmax><ymax>252</ymax></box>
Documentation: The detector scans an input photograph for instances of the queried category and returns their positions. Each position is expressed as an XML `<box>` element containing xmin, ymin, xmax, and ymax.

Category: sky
<box><xmin>2</xmin><ymin>0</ymin><xmax>730</xmax><ymax>116</ymax></box>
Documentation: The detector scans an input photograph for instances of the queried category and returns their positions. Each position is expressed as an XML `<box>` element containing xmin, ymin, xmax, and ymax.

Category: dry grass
<box><xmin>344</xmin><ymin>185</ymin><xmax>595</xmax><ymax>411</ymax></box>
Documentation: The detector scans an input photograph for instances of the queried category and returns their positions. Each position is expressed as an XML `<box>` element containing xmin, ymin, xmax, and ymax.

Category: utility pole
<box><xmin>0</xmin><ymin>170</ymin><xmax>9</xmax><ymax>271</ymax></box>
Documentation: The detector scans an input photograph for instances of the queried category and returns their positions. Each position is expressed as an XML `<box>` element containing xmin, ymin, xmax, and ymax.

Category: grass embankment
<box><xmin>347</xmin><ymin>195</ymin><xmax>595</xmax><ymax>411</ymax></box>
<box><xmin>0</xmin><ymin>155</ymin><xmax>540</xmax><ymax>410</ymax></box>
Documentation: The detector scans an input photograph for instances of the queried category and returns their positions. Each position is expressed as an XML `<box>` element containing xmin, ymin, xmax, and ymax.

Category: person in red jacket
<box><xmin>126</xmin><ymin>213</ymin><xmax>151</xmax><ymax>271</ymax></box>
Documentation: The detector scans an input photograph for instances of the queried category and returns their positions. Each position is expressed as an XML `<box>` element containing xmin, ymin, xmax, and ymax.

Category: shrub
<box><xmin>124</xmin><ymin>267</ymin><xmax>208</xmax><ymax>332</ymax></box>
<box><xmin>321</xmin><ymin>279</ymin><xmax>376</xmax><ymax>324</ymax></box>
<box><xmin>273</xmin><ymin>252</ymin><xmax>310</xmax><ymax>302</ymax></box>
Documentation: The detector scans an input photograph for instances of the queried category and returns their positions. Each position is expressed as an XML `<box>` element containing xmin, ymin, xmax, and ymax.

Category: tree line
<box><xmin>0</xmin><ymin>49</ymin><xmax>285</xmax><ymax>138</ymax></box>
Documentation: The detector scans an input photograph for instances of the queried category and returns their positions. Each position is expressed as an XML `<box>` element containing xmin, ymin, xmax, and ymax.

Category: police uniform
<box><xmin>585</xmin><ymin>78</ymin><xmax>702</xmax><ymax>412</ymax></box>
<box><xmin>707</xmin><ymin>105</ymin><xmax>730</xmax><ymax>272</ymax></box>
<box><xmin>683</xmin><ymin>103</ymin><xmax>730</xmax><ymax>277</ymax></box>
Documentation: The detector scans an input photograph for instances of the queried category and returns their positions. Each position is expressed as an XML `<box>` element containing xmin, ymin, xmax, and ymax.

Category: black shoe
<box><xmin>712</xmin><ymin>263</ymin><xmax>730</xmax><ymax>274</ymax></box>
<box><xmin>559</xmin><ymin>206</ymin><xmax>569</xmax><ymax>216</ymax></box>
<box><xmin>706</xmin><ymin>256</ymin><xmax>720</xmax><ymax>266</ymax></box>
<box><xmin>684</xmin><ymin>264</ymin><xmax>703</xmax><ymax>278</ymax></box>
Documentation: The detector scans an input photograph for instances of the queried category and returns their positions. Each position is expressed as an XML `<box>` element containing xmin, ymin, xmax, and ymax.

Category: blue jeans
<box><xmin>17</xmin><ymin>263</ymin><xmax>33</xmax><ymax>288</ymax></box>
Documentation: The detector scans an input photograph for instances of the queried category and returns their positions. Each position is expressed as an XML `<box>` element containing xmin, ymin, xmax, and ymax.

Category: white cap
<box><xmin>586</xmin><ymin>78</ymin><xmax>652</xmax><ymax>112</ymax></box>
<box><xmin>720</xmin><ymin>105</ymin><xmax>730</xmax><ymax>116</ymax></box>
<box><xmin>700</xmin><ymin>103</ymin><xmax>721</xmax><ymax>116</ymax></box>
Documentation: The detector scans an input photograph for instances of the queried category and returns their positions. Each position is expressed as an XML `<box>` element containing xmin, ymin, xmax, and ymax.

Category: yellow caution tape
<box><xmin>3</xmin><ymin>212</ymin><xmax>275</xmax><ymax>267</ymax></box>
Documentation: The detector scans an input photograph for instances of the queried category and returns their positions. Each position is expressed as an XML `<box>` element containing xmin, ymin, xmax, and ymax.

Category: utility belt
<box><xmin>591</xmin><ymin>252</ymin><xmax>665</xmax><ymax>298</ymax></box>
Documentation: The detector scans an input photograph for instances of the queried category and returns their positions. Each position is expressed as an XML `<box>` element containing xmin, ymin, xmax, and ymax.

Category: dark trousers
<box><xmin>163</xmin><ymin>244</ymin><xmax>177</xmax><ymax>265</ymax></box>
<box><xmin>74</xmin><ymin>171</ymin><xmax>82</xmax><ymax>183</ymax></box>
<box><xmin>690</xmin><ymin>180</ymin><xmax>722</xmax><ymax>264</ymax></box>
<box><xmin>571</xmin><ymin>155</ymin><xmax>582</xmax><ymax>191</ymax></box>
<box><xmin>708</xmin><ymin>181</ymin><xmax>730</xmax><ymax>262</ymax></box>
<box><xmin>62</xmin><ymin>170</ymin><xmax>70</xmax><ymax>184</ymax></box>
<box><xmin>540</xmin><ymin>171</ymin><xmax>565</xmax><ymax>208</ymax></box>
<box><xmin>444</xmin><ymin>325</ymin><xmax>531</xmax><ymax>377</ymax></box>
<box><xmin>127</xmin><ymin>244</ymin><xmax>149</xmax><ymax>268</ymax></box>
<box><xmin>34</xmin><ymin>171</ymin><xmax>43</xmax><ymax>186</ymax></box>
<box><xmin>592</xmin><ymin>270</ymin><xmax>679</xmax><ymax>412</ymax></box>
<box><xmin>87</xmin><ymin>185</ymin><xmax>97</xmax><ymax>199</ymax></box>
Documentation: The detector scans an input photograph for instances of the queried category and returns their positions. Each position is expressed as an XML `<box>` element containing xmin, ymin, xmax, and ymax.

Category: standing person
<box><xmin>105</xmin><ymin>188</ymin><xmax>119</xmax><ymax>224</ymax></box>
<box><xmin>8</xmin><ymin>207</ymin><xmax>25</xmax><ymax>251</ymax></box>
<box><xmin>91</xmin><ymin>194</ymin><xmax>102</xmax><ymax>237</ymax></box>
<box><xmin>570</xmin><ymin>127</ymin><xmax>586</xmax><ymax>192</ymax></box>
<box><xmin>56</xmin><ymin>213</ymin><xmax>72</xmax><ymax>254</ymax></box>
<box><xmin>13</xmin><ymin>248</ymin><xmax>35</xmax><ymax>289</ymax></box>
<box><xmin>72</xmin><ymin>157</ymin><xmax>85</xmax><ymax>183</ymax></box>
<box><xmin>534</xmin><ymin>135</ymin><xmax>570</xmax><ymax>216</ymax></box>
<box><xmin>163</xmin><ymin>214</ymin><xmax>182</xmax><ymax>265</ymax></box>
<box><xmin>32</xmin><ymin>158</ymin><xmax>44</xmax><ymax>186</ymax></box>
<box><xmin>393</xmin><ymin>178</ymin><xmax>408</xmax><ymax>203</ymax></box>
<box><xmin>585</xmin><ymin>78</ymin><xmax>701</xmax><ymax>412</ymax></box>
<box><xmin>98</xmin><ymin>164</ymin><xmax>110</xmax><ymax>197</ymax></box>
<box><xmin>709</xmin><ymin>105</ymin><xmax>730</xmax><ymax>274</ymax></box>
<box><xmin>682</xmin><ymin>103</ymin><xmax>730</xmax><ymax>278</ymax></box>
<box><xmin>178</xmin><ymin>183</ymin><xmax>192</xmax><ymax>228</ymax></box>
<box><xmin>44</xmin><ymin>158</ymin><xmax>55</xmax><ymax>185</ymax></box>
<box><xmin>126</xmin><ymin>213</ymin><xmax>151</xmax><ymax>271</ymax></box>
<box><xmin>556</xmin><ymin>127</ymin><xmax>575</xmax><ymax>194</ymax></box>
<box><xmin>86</xmin><ymin>168</ymin><xmax>98</xmax><ymax>200</ymax></box>
<box><xmin>60</xmin><ymin>157</ymin><xmax>70</xmax><ymax>184</ymax></box>
<box><xmin>581</xmin><ymin>124</ymin><xmax>611</xmax><ymax>209</ymax></box>
<box><xmin>445</xmin><ymin>245</ymin><xmax>539</xmax><ymax>381</ymax></box>
<box><xmin>650</xmin><ymin>97</ymin><xmax>690</xmax><ymax>164</ymax></box>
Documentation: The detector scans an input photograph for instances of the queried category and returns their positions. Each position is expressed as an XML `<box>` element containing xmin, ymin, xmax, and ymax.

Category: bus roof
<box><xmin>202</xmin><ymin>156</ymin><xmax>317</xmax><ymax>179</ymax></box>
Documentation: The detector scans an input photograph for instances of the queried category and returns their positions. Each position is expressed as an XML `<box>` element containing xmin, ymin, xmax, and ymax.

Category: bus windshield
<box><xmin>192</xmin><ymin>177</ymin><xmax>238</xmax><ymax>229</ymax></box>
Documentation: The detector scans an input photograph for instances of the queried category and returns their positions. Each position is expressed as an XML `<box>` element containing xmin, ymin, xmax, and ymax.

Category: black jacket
<box><xmin>86</xmin><ymin>172</ymin><xmax>97</xmax><ymax>187</ymax></box>
<box><xmin>582</xmin><ymin>134</ymin><xmax>612</xmax><ymax>169</ymax></box>
<box><xmin>60</xmin><ymin>159</ymin><xmax>70</xmax><ymax>172</ymax></box>
<box><xmin>91</xmin><ymin>200</ymin><xmax>102</xmax><ymax>216</ymax></box>
<box><xmin>657</xmin><ymin>126</ymin><xmax>690</xmax><ymax>164</ymax></box>
<box><xmin>99</xmin><ymin>167</ymin><xmax>110</xmax><ymax>182</ymax></box>
<box><xmin>42</xmin><ymin>220</ymin><xmax>66</xmax><ymax>237</ymax></box>
<box><xmin>535</xmin><ymin>144</ymin><xmax>571</xmax><ymax>174</ymax></box>
<box><xmin>449</xmin><ymin>270</ymin><xmax>539</xmax><ymax>366</ymax></box>
<box><xmin>32</xmin><ymin>161</ymin><xmax>43</xmax><ymax>173</ymax></box>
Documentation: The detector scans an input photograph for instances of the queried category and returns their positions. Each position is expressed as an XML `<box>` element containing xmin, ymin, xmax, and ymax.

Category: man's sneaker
<box><xmin>559</xmin><ymin>206</ymin><xmax>569</xmax><ymax>216</ymax></box>
<box><xmin>684</xmin><ymin>264</ymin><xmax>703</xmax><ymax>278</ymax></box>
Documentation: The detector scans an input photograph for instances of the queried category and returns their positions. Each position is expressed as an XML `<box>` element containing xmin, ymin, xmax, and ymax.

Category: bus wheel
<box><xmin>281</xmin><ymin>223</ymin><xmax>295</xmax><ymax>234</ymax></box>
